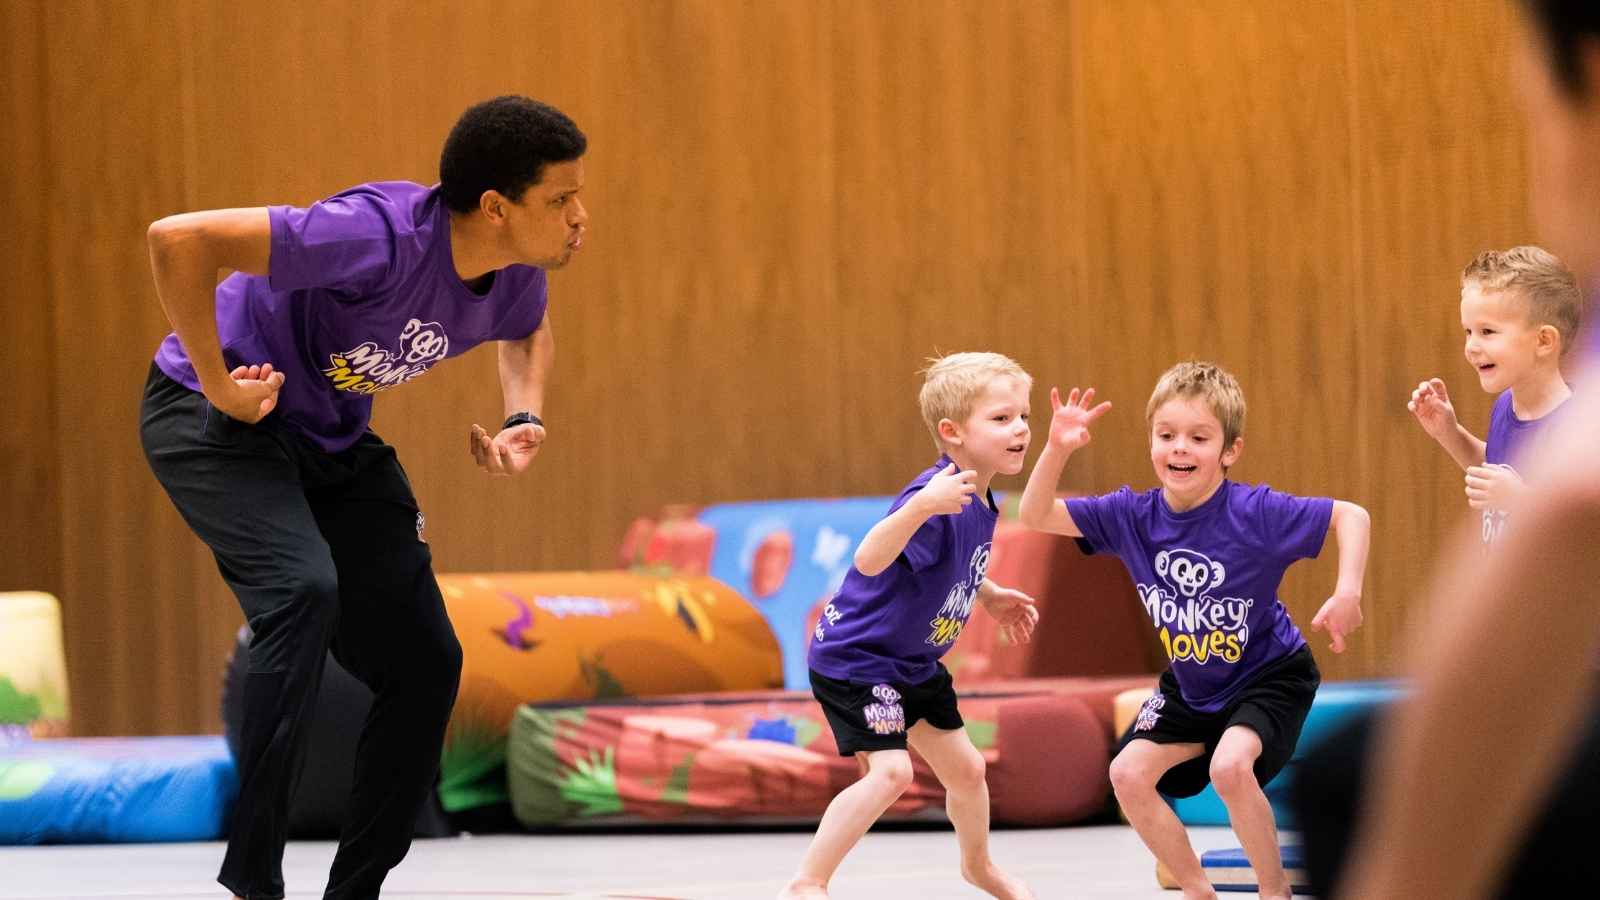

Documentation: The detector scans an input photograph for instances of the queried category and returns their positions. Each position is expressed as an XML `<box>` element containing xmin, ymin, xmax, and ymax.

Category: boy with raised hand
<box><xmin>1018</xmin><ymin>362</ymin><xmax>1370</xmax><ymax>900</ymax></box>
<box><xmin>781</xmin><ymin>352</ymin><xmax>1040</xmax><ymax>900</ymax></box>
<box><xmin>1408</xmin><ymin>246</ymin><xmax>1581</xmax><ymax>547</ymax></box>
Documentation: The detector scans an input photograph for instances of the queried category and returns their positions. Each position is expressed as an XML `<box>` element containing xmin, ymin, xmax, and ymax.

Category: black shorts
<box><xmin>1117</xmin><ymin>645</ymin><xmax>1321</xmax><ymax>798</ymax></box>
<box><xmin>809</xmin><ymin>664</ymin><xmax>964</xmax><ymax>756</ymax></box>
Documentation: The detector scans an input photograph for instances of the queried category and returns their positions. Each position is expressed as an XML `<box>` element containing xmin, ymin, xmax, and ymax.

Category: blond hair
<box><xmin>1461</xmin><ymin>246</ymin><xmax>1583</xmax><ymax>353</ymax></box>
<box><xmin>1145</xmin><ymin>361</ymin><xmax>1247</xmax><ymax>448</ymax></box>
<box><xmin>918</xmin><ymin>352</ymin><xmax>1032</xmax><ymax>450</ymax></box>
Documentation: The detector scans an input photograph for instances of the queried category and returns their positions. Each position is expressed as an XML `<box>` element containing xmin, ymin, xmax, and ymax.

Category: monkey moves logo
<box><xmin>1138</xmin><ymin>548</ymin><xmax>1253</xmax><ymax>665</ymax></box>
<box><xmin>925</xmin><ymin>542</ymin><xmax>991</xmax><ymax>647</ymax></box>
<box><xmin>323</xmin><ymin>319</ymin><xmax>450</xmax><ymax>395</ymax></box>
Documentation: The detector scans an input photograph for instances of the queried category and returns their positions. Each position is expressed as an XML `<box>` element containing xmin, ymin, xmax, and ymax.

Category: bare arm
<box><xmin>854</xmin><ymin>464</ymin><xmax>976</xmax><ymax>577</ymax></box>
<box><xmin>1328</xmin><ymin>500</ymin><xmax>1371</xmax><ymax>600</ymax></box>
<box><xmin>147</xmin><ymin>209</ymin><xmax>272</xmax><ymax>390</ymax></box>
<box><xmin>497</xmin><ymin>312</ymin><xmax>554</xmax><ymax>419</ymax></box>
<box><xmin>1435</xmin><ymin>423</ymin><xmax>1488</xmax><ymax>471</ymax></box>
<box><xmin>1341</xmin><ymin>389</ymin><xmax>1600</xmax><ymax>898</ymax></box>
<box><xmin>471</xmin><ymin>314</ymin><xmax>555</xmax><ymax>477</ymax></box>
<box><xmin>1308</xmin><ymin>500</ymin><xmax>1370</xmax><ymax>653</ymax></box>
<box><xmin>146</xmin><ymin>208</ymin><xmax>280</xmax><ymax>421</ymax></box>
<box><xmin>1018</xmin><ymin>386</ymin><xmax>1109</xmax><ymax>537</ymax></box>
<box><xmin>1017</xmin><ymin>443</ymin><xmax>1084</xmax><ymax>536</ymax></box>
<box><xmin>1408</xmin><ymin>378</ymin><xmax>1486</xmax><ymax>470</ymax></box>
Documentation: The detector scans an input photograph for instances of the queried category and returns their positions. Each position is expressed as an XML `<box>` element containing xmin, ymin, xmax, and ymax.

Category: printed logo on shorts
<box><xmin>1134</xmin><ymin>694</ymin><xmax>1165</xmax><ymax>733</ymax></box>
<box><xmin>416</xmin><ymin>511</ymin><xmax>427</xmax><ymax>543</ymax></box>
<box><xmin>863</xmin><ymin>684</ymin><xmax>906</xmax><ymax>735</ymax></box>
<box><xmin>323</xmin><ymin>319</ymin><xmax>451</xmax><ymax>395</ymax></box>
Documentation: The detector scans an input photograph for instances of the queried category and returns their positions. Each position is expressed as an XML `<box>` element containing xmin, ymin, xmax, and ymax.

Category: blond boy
<box><xmin>781</xmin><ymin>352</ymin><xmax>1040</xmax><ymax>900</ymax></box>
<box><xmin>1019</xmin><ymin>362</ymin><xmax>1370</xmax><ymax>900</ymax></box>
<box><xmin>1408</xmin><ymin>246</ymin><xmax>1582</xmax><ymax>546</ymax></box>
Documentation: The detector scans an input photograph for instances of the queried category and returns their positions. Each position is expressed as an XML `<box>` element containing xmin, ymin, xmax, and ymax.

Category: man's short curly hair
<box><xmin>439</xmin><ymin>96</ymin><xmax>587</xmax><ymax>214</ymax></box>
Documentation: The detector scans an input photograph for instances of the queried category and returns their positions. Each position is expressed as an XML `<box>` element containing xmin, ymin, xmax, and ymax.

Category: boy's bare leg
<box><xmin>1210</xmin><ymin>726</ymin><xmax>1291</xmax><ymax>900</ymax></box>
<box><xmin>1110</xmin><ymin>739</ymin><xmax>1217</xmax><ymax>900</ymax></box>
<box><xmin>779</xmin><ymin>749</ymin><xmax>914</xmax><ymax>899</ymax></box>
<box><xmin>907</xmin><ymin>722</ymin><xmax>1034</xmax><ymax>900</ymax></box>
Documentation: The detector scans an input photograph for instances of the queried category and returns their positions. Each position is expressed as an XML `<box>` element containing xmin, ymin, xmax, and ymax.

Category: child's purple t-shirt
<box><xmin>1066</xmin><ymin>481</ymin><xmax>1332</xmax><ymax>713</ymax></box>
<box><xmin>152</xmin><ymin>181</ymin><xmax>549</xmax><ymax>452</ymax></box>
<box><xmin>808</xmin><ymin>455</ymin><xmax>998</xmax><ymax>685</ymax></box>
<box><xmin>1481</xmin><ymin>389</ymin><xmax>1569</xmax><ymax>547</ymax></box>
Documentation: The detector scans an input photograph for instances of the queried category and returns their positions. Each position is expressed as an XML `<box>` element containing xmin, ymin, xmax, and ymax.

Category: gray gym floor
<box><xmin>0</xmin><ymin>825</ymin><xmax>1260</xmax><ymax>899</ymax></box>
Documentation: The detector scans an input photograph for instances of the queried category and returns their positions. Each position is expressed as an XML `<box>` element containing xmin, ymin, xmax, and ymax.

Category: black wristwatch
<box><xmin>502</xmin><ymin>411</ymin><xmax>544</xmax><ymax>431</ymax></box>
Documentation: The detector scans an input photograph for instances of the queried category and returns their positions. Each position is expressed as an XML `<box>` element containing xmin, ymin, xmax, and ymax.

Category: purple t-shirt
<box><xmin>1067</xmin><ymin>481</ymin><xmax>1333</xmax><ymax>713</ymax></box>
<box><xmin>808</xmin><ymin>455</ymin><xmax>998</xmax><ymax>685</ymax></box>
<box><xmin>153</xmin><ymin>181</ymin><xmax>549</xmax><ymax>452</ymax></box>
<box><xmin>1481</xmin><ymin>389</ymin><xmax>1568</xmax><ymax>547</ymax></box>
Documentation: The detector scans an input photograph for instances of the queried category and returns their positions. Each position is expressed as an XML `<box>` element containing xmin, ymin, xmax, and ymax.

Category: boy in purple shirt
<box><xmin>1018</xmin><ymin>362</ymin><xmax>1370</xmax><ymax>900</ymax></box>
<box><xmin>139</xmin><ymin>96</ymin><xmax>587</xmax><ymax>900</ymax></box>
<box><xmin>781</xmin><ymin>353</ymin><xmax>1041</xmax><ymax>900</ymax></box>
<box><xmin>1407</xmin><ymin>246</ymin><xmax>1582</xmax><ymax>548</ymax></box>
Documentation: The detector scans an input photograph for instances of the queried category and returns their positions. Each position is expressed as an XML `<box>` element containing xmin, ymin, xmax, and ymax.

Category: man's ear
<box><xmin>478</xmin><ymin>190</ymin><xmax>509</xmax><ymax>223</ymax></box>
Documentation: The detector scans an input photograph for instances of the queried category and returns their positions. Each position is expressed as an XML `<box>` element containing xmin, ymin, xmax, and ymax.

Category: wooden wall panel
<box><xmin>1074</xmin><ymin>2</ymin><xmax>1368</xmax><ymax>678</ymax></box>
<box><xmin>8</xmin><ymin>0</ymin><xmax>1533</xmax><ymax>733</ymax></box>
<box><xmin>0</xmin><ymin>1</ymin><xmax>61</xmax><ymax>600</ymax></box>
<box><xmin>38</xmin><ymin>1</ymin><xmax>234</xmax><ymax>737</ymax></box>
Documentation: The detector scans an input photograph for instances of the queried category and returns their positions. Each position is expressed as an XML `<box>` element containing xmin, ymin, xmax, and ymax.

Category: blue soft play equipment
<box><xmin>0</xmin><ymin>736</ymin><xmax>237</xmax><ymax>844</ymax></box>
<box><xmin>1168</xmin><ymin>679</ymin><xmax>1407</xmax><ymax>828</ymax></box>
<box><xmin>1202</xmin><ymin>845</ymin><xmax>1311</xmax><ymax>893</ymax></box>
<box><xmin>698</xmin><ymin>496</ymin><xmax>894</xmax><ymax>689</ymax></box>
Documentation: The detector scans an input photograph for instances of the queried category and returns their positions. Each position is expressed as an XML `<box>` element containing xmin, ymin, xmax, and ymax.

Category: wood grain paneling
<box><xmin>3</xmin><ymin>0</ymin><xmax>1532</xmax><ymax>734</ymax></box>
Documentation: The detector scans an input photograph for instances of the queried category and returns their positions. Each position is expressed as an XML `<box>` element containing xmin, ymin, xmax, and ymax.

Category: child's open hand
<box><xmin>917</xmin><ymin>463</ymin><xmax>978</xmax><ymax>515</ymax></box>
<box><xmin>1048</xmin><ymin>386</ymin><xmax>1112</xmax><ymax>452</ymax></box>
<box><xmin>1407</xmin><ymin>378</ymin><xmax>1459</xmax><ymax>441</ymax></box>
<box><xmin>978</xmin><ymin>583</ymin><xmax>1039</xmax><ymax>645</ymax></box>
<box><xmin>1310</xmin><ymin>592</ymin><xmax>1363</xmax><ymax>653</ymax></box>
<box><xmin>1465</xmin><ymin>464</ymin><xmax>1524</xmax><ymax>510</ymax></box>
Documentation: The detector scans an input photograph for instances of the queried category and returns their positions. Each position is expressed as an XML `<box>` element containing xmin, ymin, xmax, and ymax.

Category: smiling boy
<box><xmin>1017</xmin><ymin>362</ymin><xmax>1370</xmax><ymax>900</ymax></box>
<box><xmin>1407</xmin><ymin>246</ymin><xmax>1582</xmax><ymax>547</ymax></box>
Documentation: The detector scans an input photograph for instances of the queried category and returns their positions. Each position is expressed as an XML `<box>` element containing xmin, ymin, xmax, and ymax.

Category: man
<box><xmin>139</xmin><ymin>95</ymin><xmax>587</xmax><ymax>900</ymax></box>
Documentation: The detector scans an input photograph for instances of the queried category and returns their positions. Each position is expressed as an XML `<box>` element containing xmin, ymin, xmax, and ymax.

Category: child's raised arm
<box><xmin>852</xmin><ymin>463</ymin><xmax>976</xmax><ymax>576</ymax></box>
<box><xmin>1408</xmin><ymin>378</ymin><xmax>1487</xmax><ymax>470</ymax></box>
<box><xmin>1308</xmin><ymin>499</ymin><xmax>1371</xmax><ymax>653</ymax></box>
<box><xmin>1018</xmin><ymin>386</ymin><xmax>1110</xmax><ymax>537</ymax></box>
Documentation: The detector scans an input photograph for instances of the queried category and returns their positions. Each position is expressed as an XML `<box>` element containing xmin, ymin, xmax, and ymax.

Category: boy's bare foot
<box><xmin>777</xmin><ymin>878</ymin><xmax>829</xmax><ymax>899</ymax></box>
<box><xmin>961</xmin><ymin>861</ymin><xmax>1036</xmax><ymax>900</ymax></box>
<box><xmin>1179</xmin><ymin>887</ymin><xmax>1218</xmax><ymax>900</ymax></box>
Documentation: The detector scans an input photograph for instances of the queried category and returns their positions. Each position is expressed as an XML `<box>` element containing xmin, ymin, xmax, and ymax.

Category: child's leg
<box><xmin>780</xmin><ymin>749</ymin><xmax>914</xmax><ymax>898</ymax></box>
<box><xmin>1209</xmin><ymin>725</ymin><xmax>1290</xmax><ymax>900</ymax></box>
<box><xmin>1109</xmin><ymin>739</ymin><xmax>1215</xmax><ymax>899</ymax></box>
<box><xmin>906</xmin><ymin>722</ymin><xmax>1034</xmax><ymax>900</ymax></box>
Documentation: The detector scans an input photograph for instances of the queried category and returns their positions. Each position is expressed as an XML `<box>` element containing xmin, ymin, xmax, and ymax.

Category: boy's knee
<box><xmin>1209</xmin><ymin>753</ymin><xmax>1257</xmax><ymax>797</ymax></box>
<box><xmin>869</xmin><ymin>753</ymin><xmax>915</xmax><ymax>795</ymax></box>
<box><xmin>1109</xmin><ymin>752</ymin><xmax>1158</xmax><ymax>797</ymax></box>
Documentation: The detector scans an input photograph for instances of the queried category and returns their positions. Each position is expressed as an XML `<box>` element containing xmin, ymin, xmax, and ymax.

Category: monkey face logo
<box><xmin>1154</xmin><ymin>549</ymin><xmax>1226</xmax><ymax>599</ymax></box>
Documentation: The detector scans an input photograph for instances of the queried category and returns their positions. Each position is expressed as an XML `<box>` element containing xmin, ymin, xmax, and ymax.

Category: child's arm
<box><xmin>853</xmin><ymin>463</ymin><xmax>976</xmax><ymax>577</ymax></box>
<box><xmin>976</xmin><ymin>579</ymin><xmax>1039</xmax><ymax>645</ymax></box>
<box><xmin>1408</xmin><ymin>378</ymin><xmax>1486</xmax><ymax>470</ymax></box>
<box><xmin>1018</xmin><ymin>386</ymin><xmax>1111</xmax><ymax>537</ymax></box>
<box><xmin>1308</xmin><ymin>499</ymin><xmax>1371</xmax><ymax>653</ymax></box>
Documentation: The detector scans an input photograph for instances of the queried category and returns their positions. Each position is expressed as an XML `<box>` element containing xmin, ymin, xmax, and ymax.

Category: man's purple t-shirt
<box><xmin>153</xmin><ymin>181</ymin><xmax>548</xmax><ymax>452</ymax></box>
<box><xmin>808</xmin><ymin>455</ymin><xmax>998</xmax><ymax>685</ymax></box>
<box><xmin>1066</xmin><ymin>481</ymin><xmax>1332</xmax><ymax>713</ymax></box>
<box><xmin>1481</xmin><ymin>389</ymin><xmax>1569</xmax><ymax>546</ymax></box>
